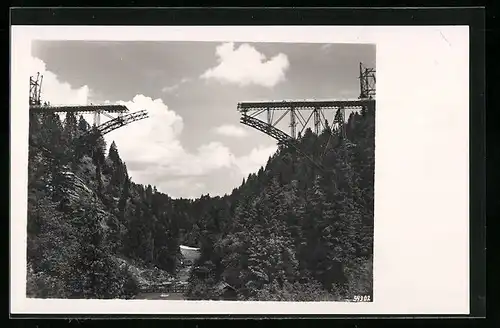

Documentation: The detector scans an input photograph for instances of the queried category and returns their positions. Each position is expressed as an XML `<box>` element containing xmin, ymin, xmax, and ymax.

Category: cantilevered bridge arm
<box><xmin>240</xmin><ymin>115</ymin><xmax>326</xmax><ymax>171</ymax></box>
<box><xmin>81</xmin><ymin>110</ymin><xmax>149</xmax><ymax>141</ymax></box>
<box><xmin>97</xmin><ymin>110</ymin><xmax>149</xmax><ymax>136</ymax></box>
<box><xmin>240</xmin><ymin>115</ymin><xmax>292</xmax><ymax>144</ymax></box>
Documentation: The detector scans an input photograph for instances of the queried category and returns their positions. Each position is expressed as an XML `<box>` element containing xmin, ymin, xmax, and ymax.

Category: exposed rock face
<box><xmin>57</xmin><ymin>168</ymin><xmax>121</xmax><ymax>234</ymax></box>
<box><xmin>60</xmin><ymin>170</ymin><xmax>94</xmax><ymax>202</ymax></box>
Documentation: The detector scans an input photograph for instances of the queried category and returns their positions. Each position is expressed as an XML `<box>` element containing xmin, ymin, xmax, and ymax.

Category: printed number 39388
<box><xmin>353</xmin><ymin>295</ymin><xmax>371</xmax><ymax>302</ymax></box>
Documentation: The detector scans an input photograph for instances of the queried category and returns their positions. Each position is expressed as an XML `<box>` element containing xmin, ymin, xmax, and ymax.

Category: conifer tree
<box><xmin>108</xmin><ymin>141</ymin><xmax>120</xmax><ymax>165</ymax></box>
<box><xmin>78</xmin><ymin>115</ymin><xmax>90</xmax><ymax>135</ymax></box>
<box><xmin>63</xmin><ymin>112</ymin><xmax>78</xmax><ymax>144</ymax></box>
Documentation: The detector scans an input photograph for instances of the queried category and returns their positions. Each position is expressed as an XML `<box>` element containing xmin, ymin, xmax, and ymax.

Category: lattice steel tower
<box><xmin>359</xmin><ymin>62</ymin><xmax>376</xmax><ymax>99</ymax></box>
<box><xmin>30</xmin><ymin>73</ymin><xmax>43</xmax><ymax>106</ymax></box>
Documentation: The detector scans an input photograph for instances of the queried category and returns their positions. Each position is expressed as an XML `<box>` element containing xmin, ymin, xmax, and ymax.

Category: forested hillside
<box><xmin>185</xmin><ymin>106</ymin><xmax>375</xmax><ymax>301</ymax></box>
<box><xmin>27</xmin><ymin>111</ymin><xmax>184</xmax><ymax>298</ymax></box>
<box><xmin>26</xmin><ymin>105</ymin><xmax>374</xmax><ymax>301</ymax></box>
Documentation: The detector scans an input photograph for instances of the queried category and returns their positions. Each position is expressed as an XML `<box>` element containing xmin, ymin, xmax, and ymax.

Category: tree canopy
<box><xmin>27</xmin><ymin>105</ymin><xmax>374</xmax><ymax>301</ymax></box>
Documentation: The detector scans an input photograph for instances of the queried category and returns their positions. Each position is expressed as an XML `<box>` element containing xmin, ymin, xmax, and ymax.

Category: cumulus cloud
<box><xmin>214</xmin><ymin>124</ymin><xmax>248</xmax><ymax>137</ymax></box>
<box><xmin>234</xmin><ymin>145</ymin><xmax>278</xmax><ymax>177</ymax></box>
<box><xmin>162</xmin><ymin>77</ymin><xmax>190</xmax><ymax>93</ymax></box>
<box><xmin>156</xmin><ymin>141</ymin><xmax>236</xmax><ymax>177</ymax></box>
<box><xmin>161</xmin><ymin>85</ymin><xmax>179</xmax><ymax>93</ymax></box>
<box><xmin>100</xmin><ymin>97</ymin><xmax>274</xmax><ymax>197</ymax></box>
<box><xmin>201</xmin><ymin>42</ymin><xmax>290</xmax><ymax>88</ymax></box>
<box><xmin>29</xmin><ymin>56</ymin><xmax>91</xmax><ymax>106</ymax></box>
<box><xmin>30</xmin><ymin>56</ymin><xmax>278</xmax><ymax>198</ymax></box>
<box><xmin>134</xmin><ymin>174</ymin><xmax>206</xmax><ymax>200</ymax></box>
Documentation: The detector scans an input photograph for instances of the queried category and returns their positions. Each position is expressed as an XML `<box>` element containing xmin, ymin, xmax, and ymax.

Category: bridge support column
<box><xmin>266</xmin><ymin>107</ymin><xmax>272</xmax><ymax>133</ymax></box>
<box><xmin>314</xmin><ymin>108</ymin><xmax>321</xmax><ymax>135</ymax></box>
<box><xmin>335</xmin><ymin>106</ymin><xmax>346</xmax><ymax>139</ymax></box>
<box><xmin>290</xmin><ymin>107</ymin><xmax>296</xmax><ymax>139</ymax></box>
<box><xmin>93</xmin><ymin>111</ymin><xmax>101</xmax><ymax>126</ymax></box>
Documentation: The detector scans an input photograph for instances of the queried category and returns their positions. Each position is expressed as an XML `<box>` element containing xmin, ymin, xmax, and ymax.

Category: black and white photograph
<box><xmin>25</xmin><ymin>40</ymin><xmax>375</xmax><ymax>302</ymax></box>
<box><xmin>11</xmin><ymin>22</ymin><xmax>474</xmax><ymax>316</ymax></box>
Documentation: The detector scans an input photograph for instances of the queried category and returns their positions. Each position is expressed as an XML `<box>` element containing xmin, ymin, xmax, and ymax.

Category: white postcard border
<box><xmin>10</xmin><ymin>25</ymin><xmax>470</xmax><ymax>315</ymax></box>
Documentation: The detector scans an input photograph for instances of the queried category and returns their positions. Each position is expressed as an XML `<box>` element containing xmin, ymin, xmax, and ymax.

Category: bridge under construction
<box><xmin>29</xmin><ymin>72</ymin><xmax>149</xmax><ymax>138</ymax></box>
<box><xmin>237</xmin><ymin>62</ymin><xmax>376</xmax><ymax>170</ymax></box>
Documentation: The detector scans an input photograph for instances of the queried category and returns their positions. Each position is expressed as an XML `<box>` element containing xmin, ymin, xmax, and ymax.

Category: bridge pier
<box><xmin>290</xmin><ymin>106</ymin><xmax>297</xmax><ymax>139</ymax></box>
<box><xmin>266</xmin><ymin>107</ymin><xmax>272</xmax><ymax>133</ymax></box>
<box><xmin>93</xmin><ymin>111</ymin><xmax>101</xmax><ymax>126</ymax></box>
<box><xmin>314</xmin><ymin>108</ymin><xmax>322</xmax><ymax>135</ymax></box>
<box><xmin>334</xmin><ymin>106</ymin><xmax>346</xmax><ymax>139</ymax></box>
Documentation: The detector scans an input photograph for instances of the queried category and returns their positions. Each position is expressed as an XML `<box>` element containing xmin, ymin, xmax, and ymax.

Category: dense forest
<box><xmin>26</xmin><ymin>105</ymin><xmax>374</xmax><ymax>301</ymax></box>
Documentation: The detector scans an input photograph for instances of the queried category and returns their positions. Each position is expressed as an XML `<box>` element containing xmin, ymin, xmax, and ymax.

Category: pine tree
<box><xmin>40</xmin><ymin>113</ymin><xmax>64</xmax><ymax>152</ymax></box>
<box><xmin>63</xmin><ymin>199</ymin><xmax>104</xmax><ymax>298</ymax></box>
<box><xmin>28</xmin><ymin>112</ymin><xmax>41</xmax><ymax>148</ymax></box>
<box><xmin>164</xmin><ymin>217</ymin><xmax>180</xmax><ymax>273</ymax></box>
<box><xmin>124</xmin><ymin>205</ymin><xmax>142</xmax><ymax>259</ymax></box>
<box><xmin>78</xmin><ymin>115</ymin><xmax>90</xmax><ymax>135</ymax></box>
<box><xmin>108</xmin><ymin>141</ymin><xmax>121</xmax><ymax>166</ymax></box>
<box><xmin>118</xmin><ymin>176</ymin><xmax>130</xmax><ymax>221</ymax></box>
<box><xmin>106</xmin><ymin>141</ymin><xmax>127</xmax><ymax>196</ymax></box>
<box><xmin>63</xmin><ymin>112</ymin><xmax>78</xmax><ymax>144</ymax></box>
<box><xmin>94</xmin><ymin>130</ymin><xmax>107</xmax><ymax>158</ymax></box>
<box><xmin>93</xmin><ymin>152</ymin><xmax>103</xmax><ymax>196</ymax></box>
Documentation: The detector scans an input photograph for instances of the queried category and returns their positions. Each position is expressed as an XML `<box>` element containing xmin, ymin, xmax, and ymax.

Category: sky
<box><xmin>30</xmin><ymin>40</ymin><xmax>375</xmax><ymax>199</ymax></box>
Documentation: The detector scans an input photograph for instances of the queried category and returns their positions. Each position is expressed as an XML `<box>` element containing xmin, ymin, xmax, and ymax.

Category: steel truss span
<box><xmin>237</xmin><ymin>62</ymin><xmax>375</xmax><ymax>141</ymax></box>
<box><xmin>29</xmin><ymin>104</ymin><xmax>129</xmax><ymax>114</ymax></box>
<box><xmin>89</xmin><ymin>110</ymin><xmax>149</xmax><ymax>137</ymax></box>
<box><xmin>240</xmin><ymin>115</ymin><xmax>325</xmax><ymax>171</ymax></box>
<box><xmin>240</xmin><ymin>115</ymin><xmax>292</xmax><ymax>144</ymax></box>
<box><xmin>28</xmin><ymin>73</ymin><xmax>149</xmax><ymax>141</ymax></box>
<box><xmin>236</xmin><ymin>62</ymin><xmax>375</xmax><ymax>171</ymax></box>
<box><xmin>237</xmin><ymin>99</ymin><xmax>374</xmax><ymax>112</ymax></box>
<box><xmin>238</xmin><ymin>101</ymin><xmax>361</xmax><ymax>140</ymax></box>
<box><xmin>237</xmin><ymin>99</ymin><xmax>374</xmax><ymax>140</ymax></box>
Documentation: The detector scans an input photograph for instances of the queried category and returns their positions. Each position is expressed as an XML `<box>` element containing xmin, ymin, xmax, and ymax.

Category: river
<box><xmin>136</xmin><ymin>245</ymin><xmax>200</xmax><ymax>300</ymax></box>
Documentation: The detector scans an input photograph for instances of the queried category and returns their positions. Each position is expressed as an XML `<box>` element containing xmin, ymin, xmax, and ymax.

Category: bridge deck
<box><xmin>30</xmin><ymin>104</ymin><xmax>129</xmax><ymax>114</ymax></box>
<box><xmin>237</xmin><ymin>99</ymin><xmax>374</xmax><ymax>111</ymax></box>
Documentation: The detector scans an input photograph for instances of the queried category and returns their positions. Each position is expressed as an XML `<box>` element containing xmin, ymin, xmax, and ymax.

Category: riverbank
<box><xmin>133</xmin><ymin>245</ymin><xmax>201</xmax><ymax>300</ymax></box>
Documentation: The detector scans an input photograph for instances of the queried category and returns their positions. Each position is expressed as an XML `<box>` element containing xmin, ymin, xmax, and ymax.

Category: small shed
<box><xmin>215</xmin><ymin>281</ymin><xmax>237</xmax><ymax>301</ymax></box>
